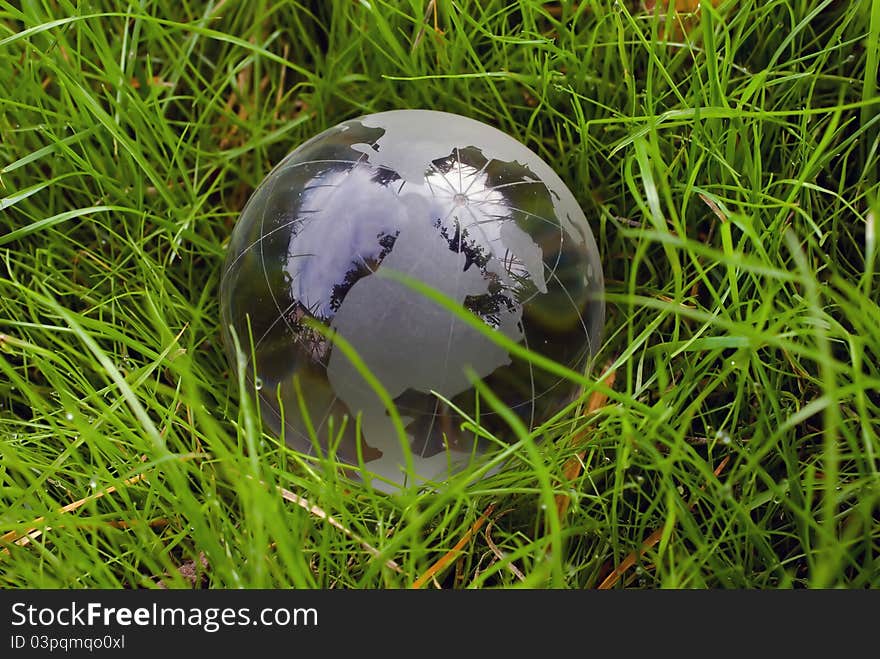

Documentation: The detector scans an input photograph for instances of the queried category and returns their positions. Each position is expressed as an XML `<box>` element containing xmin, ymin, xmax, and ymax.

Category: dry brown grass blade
<box><xmin>277</xmin><ymin>484</ymin><xmax>403</xmax><ymax>574</ymax></box>
<box><xmin>699</xmin><ymin>192</ymin><xmax>728</xmax><ymax>223</ymax></box>
<box><xmin>597</xmin><ymin>455</ymin><xmax>732</xmax><ymax>589</ymax></box>
<box><xmin>412</xmin><ymin>503</ymin><xmax>496</xmax><ymax>589</ymax></box>
<box><xmin>1</xmin><ymin>472</ymin><xmax>149</xmax><ymax>555</ymax></box>
<box><xmin>273</xmin><ymin>43</ymin><xmax>290</xmax><ymax>121</ymax></box>
<box><xmin>411</xmin><ymin>0</ymin><xmax>440</xmax><ymax>52</ymax></box>
<box><xmin>485</xmin><ymin>509</ymin><xmax>526</xmax><ymax>582</ymax></box>
<box><xmin>555</xmin><ymin>368</ymin><xmax>616</xmax><ymax>519</ymax></box>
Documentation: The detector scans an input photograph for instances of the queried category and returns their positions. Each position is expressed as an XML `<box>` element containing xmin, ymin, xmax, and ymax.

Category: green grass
<box><xmin>1</xmin><ymin>0</ymin><xmax>878</xmax><ymax>589</ymax></box>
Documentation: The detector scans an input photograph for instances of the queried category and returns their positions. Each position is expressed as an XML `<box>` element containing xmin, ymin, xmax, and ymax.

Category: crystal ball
<box><xmin>220</xmin><ymin>109</ymin><xmax>604</xmax><ymax>490</ymax></box>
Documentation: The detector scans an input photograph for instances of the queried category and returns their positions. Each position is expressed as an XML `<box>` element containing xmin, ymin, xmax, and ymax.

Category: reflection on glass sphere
<box><xmin>220</xmin><ymin>109</ymin><xmax>604</xmax><ymax>491</ymax></box>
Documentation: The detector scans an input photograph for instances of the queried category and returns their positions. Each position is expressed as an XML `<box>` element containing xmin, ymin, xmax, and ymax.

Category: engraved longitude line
<box><xmin>451</xmin><ymin>153</ymin><xmax>466</xmax><ymax>295</ymax></box>
<box><xmin>251</xmin><ymin>143</ymin><xmax>377</xmax><ymax>376</ymax></box>
<box><xmin>417</xmin><ymin>149</ymin><xmax>470</xmax><ymax>458</ymax></box>
<box><xmin>250</xmin><ymin>268</ymin><xmax>310</xmax><ymax>353</ymax></box>
<box><xmin>257</xmin><ymin>165</ymin><xmax>293</xmax><ymax>350</ymax></box>
<box><xmin>253</xmin><ymin>139</ymin><xmax>390</xmax><ymax>452</ymax></box>
<box><xmin>461</xmin><ymin>198</ymin><xmax>537</xmax><ymax>428</ymax></box>
<box><xmin>545</xmin><ymin>227</ymin><xmax>565</xmax><ymax>284</ymax></box>
<box><xmin>513</xmin><ymin>243</ymin><xmax>563</xmax><ymax>309</ymax></box>
<box><xmin>419</xmin><ymin>157</ymin><xmax>539</xmax><ymax>452</ymax></box>
<box><xmin>461</xmin><ymin>157</ymin><xmax>491</xmax><ymax>196</ymax></box>
<box><xmin>287</xmin><ymin>133</ymin><xmax>391</xmax><ymax>449</ymax></box>
<box><xmin>470</xmin><ymin>179</ymin><xmax>542</xmax><ymax>196</ymax></box>
<box><xmin>225</xmin><ymin>158</ymin><xmax>396</xmax><ymax>275</ymax></box>
<box><xmin>251</xmin><ymin>179</ymin><xmax>385</xmax><ymax>354</ymax></box>
<box><xmin>261</xmin><ymin>150</ymin><xmax>374</xmax><ymax>337</ymax></box>
<box><xmin>252</xmin><ymin>174</ymin><xmax>302</xmax><ymax>434</ymax></box>
<box><xmin>475</xmin><ymin>210</ymin><xmax>567</xmax><ymax>306</ymax></box>
<box><xmin>417</xmin><ymin>397</ymin><xmax>443</xmax><ymax>460</ymax></box>
<box><xmin>423</xmin><ymin>201</ymin><xmax>466</xmax><ymax>459</ymax></box>
<box><xmin>519</xmin><ymin>306</ymin><xmax>537</xmax><ymax>429</ymax></box>
<box><xmin>423</xmin><ymin>170</ymin><xmax>438</xmax><ymax>197</ymax></box>
<box><xmin>427</xmin><ymin>160</ymin><xmax>461</xmax><ymax>196</ymax></box>
<box><xmin>462</xmin><ymin>203</ymin><xmax>499</xmax><ymax>262</ymax></box>
<box><xmin>468</xmin><ymin>203</ymin><xmax>563</xmax><ymax>230</ymax></box>
<box><xmin>508</xmin><ymin>267</ymin><xmax>594</xmax><ymax>414</ymax></box>
<box><xmin>547</xmin><ymin>267</ymin><xmax>592</xmax><ymax>343</ymax></box>
<box><xmin>224</xmin><ymin>210</ymin><xmax>317</xmax><ymax>274</ymax></box>
<box><xmin>413</xmin><ymin>189</ymin><xmax>463</xmax><ymax>457</ymax></box>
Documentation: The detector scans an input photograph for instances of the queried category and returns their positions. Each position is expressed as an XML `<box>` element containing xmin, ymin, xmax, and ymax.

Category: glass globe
<box><xmin>220</xmin><ymin>109</ymin><xmax>604</xmax><ymax>491</ymax></box>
